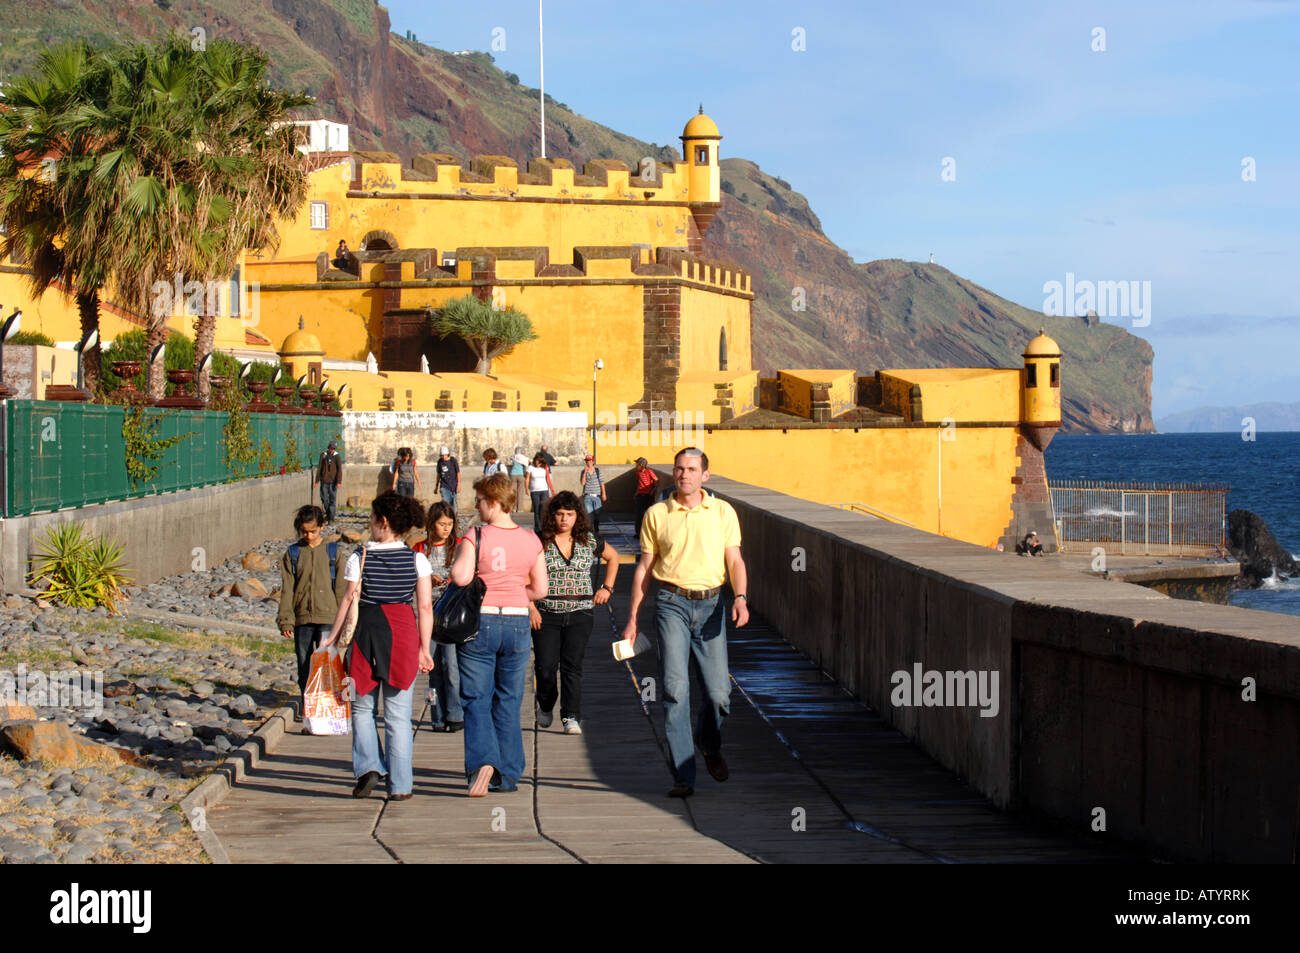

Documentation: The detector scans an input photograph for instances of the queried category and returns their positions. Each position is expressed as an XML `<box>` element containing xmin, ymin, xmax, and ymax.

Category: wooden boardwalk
<box><xmin>207</xmin><ymin>556</ymin><xmax>1134</xmax><ymax>864</ymax></box>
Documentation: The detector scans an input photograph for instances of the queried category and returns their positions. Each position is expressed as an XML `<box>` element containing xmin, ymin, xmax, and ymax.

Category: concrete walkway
<box><xmin>206</xmin><ymin>565</ymin><xmax>1134</xmax><ymax>864</ymax></box>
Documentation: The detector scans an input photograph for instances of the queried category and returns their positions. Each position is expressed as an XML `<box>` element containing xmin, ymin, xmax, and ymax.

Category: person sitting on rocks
<box><xmin>1016</xmin><ymin>531</ymin><xmax>1045</xmax><ymax>556</ymax></box>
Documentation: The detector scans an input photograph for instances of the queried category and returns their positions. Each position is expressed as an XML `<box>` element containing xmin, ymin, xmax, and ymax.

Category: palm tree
<box><xmin>0</xmin><ymin>42</ymin><xmax>117</xmax><ymax>394</ymax></box>
<box><xmin>0</xmin><ymin>35</ymin><xmax>310</xmax><ymax>402</ymax></box>
<box><xmin>89</xmin><ymin>35</ymin><xmax>310</xmax><ymax>400</ymax></box>
<box><xmin>431</xmin><ymin>294</ymin><xmax>539</xmax><ymax>375</ymax></box>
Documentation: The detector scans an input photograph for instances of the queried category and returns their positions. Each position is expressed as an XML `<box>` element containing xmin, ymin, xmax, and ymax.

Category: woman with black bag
<box><xmin>322</xmin><ymin>492</ymin><xmax>435</xmax><ymax>801</ymax></box>
<box><xmin>448</xmin><ymin>473</ymin><xmax>547</xmax><ymax>796</ymax></box>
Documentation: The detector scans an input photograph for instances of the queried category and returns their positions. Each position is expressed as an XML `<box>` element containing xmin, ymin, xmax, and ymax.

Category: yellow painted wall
<box><xmin>696</xmin><ymin>426</ymin><xmax>1020</xmax><ymax>546</ymax></box>
<box><xmin>677</xmin><ymin>370</ymin><xmax>759</xmax><ymax>424</ymax></box>
<box><xmin>880</xmin><ymin>368</ymin><xmax>1021</xmax><ymax>423</ymax></box>
<box><xmin>327</xmin><ymin>369</ymin><xmax>589</xmax><ymax>415</ymax></box>
<box><xmin>777</xmin><ymin>369</ymin><xmax>856</xmax><ymax>418</ymax></box>
<box><xmin>271</xmin><ymin>160</ymin><xmax>698</xmax><ymax>266</ymax></box>
<box><xmin>679</xmin><ymin>285</ymin><xmax>752</xmax><ymax>377</ymax></box>
<box><xmin>485</xmin><ymin>283</ymin><xmax>646</xmax><ymax>416</ymax></box>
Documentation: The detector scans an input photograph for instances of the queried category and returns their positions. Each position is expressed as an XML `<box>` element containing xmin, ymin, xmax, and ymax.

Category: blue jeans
<box><xmin>427</xmin><ymin>642</ymin><xmax>463</xmax><ymax>727</ymax></box>
<box><xmin>655</xmin><ymin>589</ymin><xmax>730</xmax><ymax>786</ymax></box>
<box><xmin>319</xmin><ymin>483</ymin><xmax>338</xmax><ymax>522</ymax></box>
<box><xmin>457</xmin><ymin>613</ymin><xmax>531</xmax><ymax>785</ymax></box>
<box><xmin>440</xmin><ymin>487</ymin><xmax>457</xmax><ymax>510</ymax></box>
<box><xmin>582</xmin><ymin>493</ymin><xmax>602</xmax><ymax>531</ymax></box>
<box><xmin>351</xmin><ymin>681</ymin><xmax>414</xmax><ymax>796</ymax></box>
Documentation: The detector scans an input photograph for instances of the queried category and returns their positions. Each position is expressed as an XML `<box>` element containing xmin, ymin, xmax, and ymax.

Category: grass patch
<box><xmin>2</xmin><ymin>647</ymin><xmax>75</xmax><ymax>667</ymax></box>
<box><xmin>105</xmin><ymin>620</ymin><xmax>291</xmax><ymax>661</ymax></box>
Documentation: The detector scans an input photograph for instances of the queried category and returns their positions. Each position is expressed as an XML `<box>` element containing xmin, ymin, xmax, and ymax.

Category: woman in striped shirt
<box><xmin>449</xmin><ymin>473</ymin><xmax>548</xmax><ymax>796</ymax></box>
<box><xmin>323</xmin><ymin>492</ymin><xmax>435</xmax><ymax>800</ymax></box>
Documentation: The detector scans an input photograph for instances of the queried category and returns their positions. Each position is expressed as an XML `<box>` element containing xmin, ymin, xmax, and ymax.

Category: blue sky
<box><xmin>382</xmin><ymin>0</ymin><xmax>1300</xmax><ymax>418</ymax></box>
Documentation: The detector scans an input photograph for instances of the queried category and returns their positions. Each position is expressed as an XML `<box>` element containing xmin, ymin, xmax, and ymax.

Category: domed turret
<box><xmin>681</xmin><ymin>105</ymin><xmax>721</xmax><ymax>207</ymax></box>
<box><xmin>279</xmin><ymin>322</ymin><xmax>325</xmax><ymax>385</ymax></box>
<box><xmin>1020</xmin><ymin>330</ymin><xmax>1061</xmax><ymax>450</ymax></box>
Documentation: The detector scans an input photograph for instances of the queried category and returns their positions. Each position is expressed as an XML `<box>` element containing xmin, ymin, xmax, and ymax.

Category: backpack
<box><xmin>289</xmin><ymin>541</ymin><xmax>340</xmax><ymax>582</ymax></box>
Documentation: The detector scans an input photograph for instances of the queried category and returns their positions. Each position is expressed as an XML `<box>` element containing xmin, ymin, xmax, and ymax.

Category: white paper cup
<box><xmin>612</xmin><ymin>636</ymin><xmax>652</xmax><ymax>661</ymax></box>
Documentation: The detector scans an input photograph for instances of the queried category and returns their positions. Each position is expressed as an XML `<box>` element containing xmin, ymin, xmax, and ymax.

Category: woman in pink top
<box><xmin>449</xmin><ymin>473</ymin><xmax>547</xmax><ymax>796</ymax></box>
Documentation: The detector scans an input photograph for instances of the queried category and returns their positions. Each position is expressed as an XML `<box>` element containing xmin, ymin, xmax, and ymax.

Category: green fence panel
<box><xmin>4</xmin><ymin>400</ymin><xmax>342</xmax><ymax>517</ymax></box>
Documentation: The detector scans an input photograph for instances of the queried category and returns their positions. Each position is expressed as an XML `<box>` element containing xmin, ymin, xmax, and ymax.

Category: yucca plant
<box><xmin>30</xmin><ymin>522</ymin><xmax>133</xmax><ymax>613</ymax></box>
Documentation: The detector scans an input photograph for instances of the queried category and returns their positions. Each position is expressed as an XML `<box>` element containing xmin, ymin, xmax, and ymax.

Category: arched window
<box><xmin>719</xmin><ymin>327</ymin><xmax>728</xmax><ymax>371</ymax></box>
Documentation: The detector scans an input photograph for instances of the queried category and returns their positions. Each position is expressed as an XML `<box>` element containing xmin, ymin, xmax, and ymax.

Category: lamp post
<box><xmin>0</xmin><ymin>308</ymin><xmax>22</xmax><ymax>400</ymax></box>
<box><xmin>592</xmin><ymin>357</ymin><xmax>604</xmax><ymax>462</ymax></box>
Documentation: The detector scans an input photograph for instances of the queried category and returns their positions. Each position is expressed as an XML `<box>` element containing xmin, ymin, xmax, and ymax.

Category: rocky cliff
<box><xmin>1</xmin><ymin>0</ymin><xmax>1154</xmax><ymax>431</ymax></box>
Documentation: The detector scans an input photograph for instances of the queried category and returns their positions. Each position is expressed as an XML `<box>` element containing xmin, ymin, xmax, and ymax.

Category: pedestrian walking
<box><xmin>277</xmin><ymin>505</ymin><xmax>349</xmax><ymax>716</ymax></box>
<box><xmin>321</xmin><ymin>492</ymin><xmax>435</xmax><ymax>800</ymax></box>
<box><xmin>482</xmin><ymin>448</ymin><xmax>502</xmax><ymax>477</ymax></box>
<box><xmin>391</xmin><ymin>448</ymin><xmax>420</xmax><ymax>498</ymax></box>
<box><xmin>509</xmin><ymin>450</ymin><xmax>529</xmax><ymax>514</ymax></box>
<box><xmin>530</xmin><ymin>492</ymin><xmax>619</xmax><ymax>736</ymax></box>
<box><xmin>633</xmin><ymin>456</ymin><xmax>657</xmax><ymax>537</ymax></box>
<box><xmin>412</xmin><ymin>501</ymin><xmax>463</xmax><ymax>732</ymax></box>
<box><xmin>315</xmin><ymin>441</ymin><xmax>343</xmax><ymax>523</ymax></box>
<box><xmin>620</xmin><ymin>447</ymin><xmax>749</xmax><ymax>798</ymax></box>
<box><xmin>537</xmin><ymin>445</ymin><xmax>557</xmax><ymax>467</ymax></box>
<box><xmin>526</xmin><ymin>452</ymin><xmax>555</xmax><ymax>534</ymax></box>
<box><xmin>448</xmin><ymin>473</ymin><xmax>548</xmax><ymax>796</ymax></box>
<box><xmin>577</xmin><ymin>454</ymin><xmax>606</xmax><ymax>534</ymax></box>
<box><xmin>436</xmin><ymin>445</ymin><xmax>460</xmax><ymax>510</ymax></box>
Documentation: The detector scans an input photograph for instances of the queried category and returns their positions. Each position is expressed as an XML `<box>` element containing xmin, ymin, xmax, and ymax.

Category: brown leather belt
<box><xmin>659</xmin><ymin>582</ymin><xmax>723</xmax><ymax>600</ymax></box>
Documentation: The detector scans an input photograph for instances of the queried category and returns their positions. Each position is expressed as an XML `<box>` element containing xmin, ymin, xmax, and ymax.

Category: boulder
<box><xmin>1228</xmin><ymin>509</ymin><xmax>1299</xmax><ymax>587</ymax></box>
<box><xmin>208</xmin><ymin>584</ymin><xmax>234</xmax><ymax>598</ymax></box>
<box><xmin>0</xmin><ymin>703</ymin><xmax>37</xmax><ymax>723</ymax></box>
<box><xmin>232</xmin><ymin>577</ymin><xmax>269</xmax><ymax>599</ymax></box>
<box><xmin>340</xmin><ymin>530</ymin><xmax>363</xmax><ymax>543</ymax></box>
<box><xmin>0</xmin><ymin>721</ymin><xmax>144</xmax><ymax>767</ymax></box>
<box><xmin>241</xmin><ymin>552</ymin><xmax>272</xmax><ymax>571</ymax></box>
<box><xmin>346</xmin><ymin>495</ymin><xmax>364</xmax><ymax>508</ymax></box>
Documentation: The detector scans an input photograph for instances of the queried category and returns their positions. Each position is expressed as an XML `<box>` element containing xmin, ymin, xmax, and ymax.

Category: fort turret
<box><xmin>681</xmin><ymin>107</ymin><xmax>723</xmax><ymax>248</ymax></box>
<box><xmin>1020</xmin><ymin>330</ymin><xmax>1061</xmax><ymax>451</ymax></box>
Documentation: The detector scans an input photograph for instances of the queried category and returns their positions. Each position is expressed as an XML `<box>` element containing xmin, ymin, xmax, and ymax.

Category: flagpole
<box><xmin>539</xmin><ymin>0</ymin><xmax>546</xmax><ymax>158</ymax></box>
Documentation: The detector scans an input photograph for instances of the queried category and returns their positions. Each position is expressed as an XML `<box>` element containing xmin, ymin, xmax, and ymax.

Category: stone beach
<box><xmin>0</xmin><ymin>512</ymin><xmax>370</xmax><ymax>864</ymax></box>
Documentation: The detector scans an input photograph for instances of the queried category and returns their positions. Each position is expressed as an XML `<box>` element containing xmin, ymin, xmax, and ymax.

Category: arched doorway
<box><xmin>360</xmin><ymin>229</ymin><xmax>399</xmax><ymax>252</ymax></box>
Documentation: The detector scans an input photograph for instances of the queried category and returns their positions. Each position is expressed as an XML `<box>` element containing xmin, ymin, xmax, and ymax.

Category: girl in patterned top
<box><xmin>412</xmin><ymin>501</ymin><xmax>462</xmax><ymax>732</ymax></box>
<box><xmin>529</xmin><ymin>491</ymin><xmax>620</xmax><ymax>735</ymax></box>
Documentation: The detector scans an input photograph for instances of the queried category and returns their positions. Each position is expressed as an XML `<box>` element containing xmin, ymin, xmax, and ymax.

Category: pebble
<box><xmin>0</xmin><ymin>516</ymin><xmax>367</xmax><ymax>864</ymax></box>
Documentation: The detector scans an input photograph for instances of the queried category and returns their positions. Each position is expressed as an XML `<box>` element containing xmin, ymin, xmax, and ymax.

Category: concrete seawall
<box><xmin>1</xmin><ymin>472</ymin><xmax>313</xmax><ymax>593</ymax></box>
<box><xmin>698</xmin><ymin>474</ymin><xmax>1300</xmax><ymax>863</ymax></box>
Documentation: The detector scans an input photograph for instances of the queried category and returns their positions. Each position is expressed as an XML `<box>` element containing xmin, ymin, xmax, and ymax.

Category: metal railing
<box><xmin>832</xmin><ymin>502</ymin><xmax>917</xmax><ymax>529</ymax></box>
<box><xmin>4</xmin><ymin>400</ymin><xmax>342</xmax><ymax>518</ymax></box>
<box><xmin>1047</xmin><ymin>479</ymin><xmax>1228</xmax><ymax>556</ymax></box>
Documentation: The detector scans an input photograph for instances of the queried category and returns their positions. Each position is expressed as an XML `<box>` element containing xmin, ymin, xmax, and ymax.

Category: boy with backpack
<box><xmin>278</xmin><ymin>504</ymin><xmax>352</xmax><ymax>716</ymax></box>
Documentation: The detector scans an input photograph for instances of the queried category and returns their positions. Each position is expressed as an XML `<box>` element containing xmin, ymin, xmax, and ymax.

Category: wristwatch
<box><xmin>599</xmin><ymin>584</ymin><xmax>614</xmax><ymax>594</ymax></box>
<box><xmin>734</xmin><ymin>594</ymin><xmax>748</xmax><ymax>602</ymax></box>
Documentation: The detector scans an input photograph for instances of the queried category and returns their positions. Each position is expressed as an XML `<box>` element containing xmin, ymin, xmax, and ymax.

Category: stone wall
<box><xmin>695</xmin><ymin>472</ymin><xmax>1300</xmax><ymax>862</ymax></box>
<box><xmin>335</xmin><ymin>411</ymin><xmax>587</xmax><ymax>503</ymax></box>
<box><xmin>1</xmin><ymin>472</ymin><xmax>312</xmax><ymax>594</ymax></box>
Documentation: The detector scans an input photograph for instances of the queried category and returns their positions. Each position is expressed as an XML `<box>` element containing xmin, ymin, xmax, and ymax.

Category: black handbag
<box><xmin>432</xmin><ymin>526</ymin><xmax>484</xmax><ymax>645</ymax></box>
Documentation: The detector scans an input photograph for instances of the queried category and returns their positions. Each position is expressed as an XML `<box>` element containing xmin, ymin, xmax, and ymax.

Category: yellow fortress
<box><xmin>0</xmin><ymin>109</ymin><xmax>1062</xmax><ymax>550</ymax></box>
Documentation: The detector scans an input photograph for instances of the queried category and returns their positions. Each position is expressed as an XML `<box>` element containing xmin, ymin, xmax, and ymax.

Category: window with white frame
<box><xmin>310</xmin><ymin>201</ymin><xmax>328</xmax><ymax>230</ymax></box>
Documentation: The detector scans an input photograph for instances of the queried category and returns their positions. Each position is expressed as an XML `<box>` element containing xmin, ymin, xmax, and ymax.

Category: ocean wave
<box><xmin>1083</xmin><ymin>507</ymin><xmax>1139</xmax><ymax>518</ymax></box>
<box><xmin>1258</xmin><ymin>571</ymin><xmax>1300</xmax><ymax>590</ymax></box>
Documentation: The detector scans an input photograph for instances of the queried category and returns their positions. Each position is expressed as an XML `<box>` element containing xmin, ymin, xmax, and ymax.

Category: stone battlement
<box><xmin>345</xmin><ymin>151</ymin><xmax>693</xmax><ymax>204</ymax></box>
<box><xmin>247</xmin><ymin>244</ymin><xmax>752</xmax><ymax>295</ymax></box>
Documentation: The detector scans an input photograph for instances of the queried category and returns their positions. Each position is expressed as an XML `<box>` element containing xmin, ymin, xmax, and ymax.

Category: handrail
<box><xmin>831</xmin><ymin>501</ymin><xmax>917</xmax><ymax>529</ymax></box>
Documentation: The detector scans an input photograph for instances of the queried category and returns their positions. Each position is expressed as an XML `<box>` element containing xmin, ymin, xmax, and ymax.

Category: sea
<box><xmin>1045</xmin><ymin>432</ymin><xmax>1300</xmax><ymax>618</ymax></box>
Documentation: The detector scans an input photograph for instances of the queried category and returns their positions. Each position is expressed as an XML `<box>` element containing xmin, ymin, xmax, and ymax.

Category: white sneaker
<box><xmin>562</xmin><ymin>717</ymin><xmax>582</xmax><ymax>735</ymax></box>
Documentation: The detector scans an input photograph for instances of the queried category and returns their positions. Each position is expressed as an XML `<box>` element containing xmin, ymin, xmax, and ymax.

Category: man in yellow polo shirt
<box><xmin>621</xmin><ymin>447</ymin><xmax>749</xmax><ymax>798</ymax></box>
